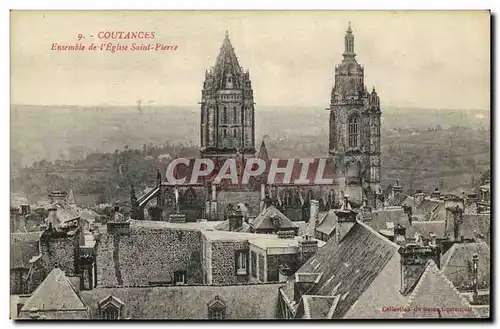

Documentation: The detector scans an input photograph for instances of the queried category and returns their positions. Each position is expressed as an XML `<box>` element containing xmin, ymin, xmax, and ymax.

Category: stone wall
<box><xmin>40</xmin><ymin>231</ymin><xmax>79</xmax><ymax>277</ymax></box>
<box><xmin>96</xmin><ymin>228</ymin><xmax>203</xmax><ymax>287</ymax></box>
<box><xmin>10</xmin><ymin>269</ymin><xmax>29</xmax><ymax>294</ymax></box>
<box><xmin>267</xmin><ymin>254</ymin><xmax>299</xmax><ymax>282</ymax></box>
<box><xmin>210</xmin><ymin>240</ymin><xmax>249</xmax><ymax>284</ymax></box>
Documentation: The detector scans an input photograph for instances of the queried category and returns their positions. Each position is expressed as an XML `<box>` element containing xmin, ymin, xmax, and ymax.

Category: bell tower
<box><xmin>329</xmin><ymin>23</ymin><xmax>381</xmax><ymax>207</ymax></box>
<box><xmin>200</xmin><ymin>31</ymin><xmax>256</xmax><ymax>162</ymax></box>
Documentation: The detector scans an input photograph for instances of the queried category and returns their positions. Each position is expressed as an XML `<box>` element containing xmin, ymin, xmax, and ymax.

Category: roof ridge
<box><xmin>357</xmin><ymin>220</ymin><xmax>401</xmax><ymax>250</ymax></box>
<box><xmin>442</xmin><ymin>243</ymin><xmax>458</xmax><ymax>269</ymax></box>
<box><xmin>399</xmin><ymin>260</ymin><xmax>480</xmax><ymax>319</ymax></box>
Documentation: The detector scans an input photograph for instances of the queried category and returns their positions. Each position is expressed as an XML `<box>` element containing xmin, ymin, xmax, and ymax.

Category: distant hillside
<box><xmin>10</xmin><ymin>104</ymin><xmax>489</xmax><ymax>167</ymax></box>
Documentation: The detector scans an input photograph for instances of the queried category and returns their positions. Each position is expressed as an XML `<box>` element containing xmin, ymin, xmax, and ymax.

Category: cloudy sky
<box><xmin>11</xmin><ymin>10</ymin><xmax>490</xmax><ymax>110</ymax></box>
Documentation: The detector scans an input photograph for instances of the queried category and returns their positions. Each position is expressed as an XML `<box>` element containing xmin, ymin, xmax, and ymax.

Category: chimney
<box><xmin>334</xmin><ymin>195</ymin><xmax>357</xmax><ymax>243</ymax></box>
<box><xmin>431</xmin><ymin>188</ymin><xmax>441</xmax><ymax>200</ymax></box>
<box><xmin>399</xmin><ymin>243</ymin><xmax>441</xmax><ymax>295</ymax></box>
<box><xmin>309</xmin><ymin>199</ymin><xmax>319</xmax><ymax>225</ymax></box>
<box><xmin>298</xmin><ymin>234</ymin><xmax>318</xmax><ymax>265</ymax></box>
<box><xmin>393</xmin><ymin>179</ymin><xmax>403</xmax><ymax>194</ymax></box>
<box><xmin>394</xmin><ymin>224</ymin><xmax>406</xmax><ymax>245</ymax></box>
<box><xmin>359</xmin><ymin>198</ymin><xmax>372</xmax><ymax>222</ymax></box>
<box><xmin>228</xmin><ymin>208</ymin><xmax>243</xmax><ymax>231</ymax></box>
<box><xmin>402</xmin><ymin>205</ymin><xmax>413</xmax><ymax>226</ymax></box>
<box><xmin>414</xmin><ymin>192</ymin><xmax>426</xmax><ymax>206</ymax></box>
<box><xmin>429</xmin><ymin>232</ymin><xmax>437</xmax><ymax>246</ymax></box>
<box><xmin>278</xmin><ymin>264</ymin><xmax>294</xmax><ymax>282</ymax></box>
<box><xmin>446</xmin><ymin>205</ymin><xmax>463</xmax><ymax>241</ymax></box>
<box><xmin>47</xmin><ymin>206</ymin><xmax>58</xmax><ymax>228</ymax></box>
<box><xmin>472</xmin><ymin>253</ymin><xmax>479</xmax><ymax>302</ymax></box>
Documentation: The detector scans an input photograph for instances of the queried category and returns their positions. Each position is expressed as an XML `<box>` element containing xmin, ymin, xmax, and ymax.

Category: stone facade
<box><xmin>210</xmin><ymin>240</ymin><xmax>249</xmax><ymax>284</ymax></box>
<box><xmin>329</xmin><ymin>24</ymin><xmax>382</xmax><ymax>207</ymax></box>
<box><xmin>40</xmin><ymin>230</ymin><xmax>79</xmax><ymax>277</ymax></box>
<box><xmin>96</xmin><ymin>228</ymin><xmax>203</xmax><ymax>287</ymax></box>
<box><xmin>200</xmin><ymin>31</ymin><xmax>256</xmax><ymax>160</ymax></box>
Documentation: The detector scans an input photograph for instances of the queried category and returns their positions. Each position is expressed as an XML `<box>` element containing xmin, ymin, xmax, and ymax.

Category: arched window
<box><xmin>348</xmin><ymin>114</ymin><xmax>359</xmax><ymax>148</ymax></box>
<box><xmin>223</xmin><ymin>129</ymin><xmax>227</xmax><ymax>139</ymax></box>
<box><xmin>233</xmin><ymin>107</ymin><xmax>237</xmax><ymax>123</ymax></box>
<box><xmin>208</xmin><ymin>295</ymin><xmax>227</xmax><ymax>320</ymax></box>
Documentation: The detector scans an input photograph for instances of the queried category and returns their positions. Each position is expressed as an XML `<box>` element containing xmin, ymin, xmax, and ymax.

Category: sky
<box><xmin>11</xmin><ymin>10</ymin><xmax>490</xmax><ymax>110</ymax></box>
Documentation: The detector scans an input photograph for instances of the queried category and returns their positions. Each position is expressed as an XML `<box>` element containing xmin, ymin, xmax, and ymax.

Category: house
<box><xmin>249</xmin><ymin>205</ymin><xmax>299</xmax><ymax>235</ymax></box>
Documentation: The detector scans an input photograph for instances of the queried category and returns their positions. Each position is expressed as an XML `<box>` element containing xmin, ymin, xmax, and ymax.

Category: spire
<box><xmin>258</xmin><ymin>139</ymin><xmax>269</xmax><ymax>161</ymax></box>
<box><xmin>225</xmin><ymin>30</ymin><xmax>229</xmax><ymax>39</ymax></box>
<box><xmin>343</xmin><ymin>22</ymin><xmax>356</xmax><ymax>58</ymax></box>
<box><xmin>212</xmin><ymin>30</ymin><xmax>242</xmax><ymax>85</ymax></box>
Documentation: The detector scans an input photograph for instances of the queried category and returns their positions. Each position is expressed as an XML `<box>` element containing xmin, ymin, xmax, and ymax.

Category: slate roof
<box><xmin>406</xmin><ymin>221</ymin><xmax>447</xmax><ymax>239</ymax></box>
<box><xmin>400</xmin><ymin>261</ymin><xmax>479</xmax><ymax>319</ymax></box>
<box><xmin>10</xmin><ymin>232</ymin><xmax>41</xmax><ymax>269</ymax></box>
<box><xmin>315</xmin><ymin>210</ymin><xmax>337</xmax><ymax>236</ymax></box>
<box><xmin>19</xmin><ymin>268</ymin><xmax>89</xmax><ymax>319</ymax></box>
<box><xmin>460</xmin><ymin>214</ymin><xmax>490</xmax><ymax>243</ymax></box>
<box><xmin>368</xmin><ymin>208</ymin><xmax>408</xmax><ymax>232</ymax></box>
<box><xmin>251</xmin><ymin>206</ymin><xmax>298</xmax><ymax>231</ymax></box>
<box><xmin>283</xmin><ymin>221</ymin><xmax>401</xmax><ymax>318</ymax></box>
<box><xmin>299</xmin><ymin>295</ymin><xmax>340</xmax><ymax>319</ymax></box>
<box><xmin>441</xmin><ymin>241</ymin><xmax>490</xmax><ymax>291</ymax></box>
<box><xmin>415</xmin><ymin>199</ymin><xmax>440</xmax><ymax>216</ymax></box>
<box><xmin>79</xmin><ymin>283</ymin><xmax>281</xmax><ymax>319</ymax></box>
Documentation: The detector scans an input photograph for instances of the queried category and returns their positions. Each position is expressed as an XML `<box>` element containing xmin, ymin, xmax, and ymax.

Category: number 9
<box><xmin>77</xmin><ymin>33</ymin><xmax>83</xmax><ymax>41</ymax></box>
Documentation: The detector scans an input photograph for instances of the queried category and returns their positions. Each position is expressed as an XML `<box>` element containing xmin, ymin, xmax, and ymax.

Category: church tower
<box><xmin>200</xmin><ymin>31</ymin><xmax>256</xmax><ymax>161</ymax></box>
<box><xmin>329</xmin><ymin>23</ymin><xmax>382</xmax><ymax>207</ymax></box>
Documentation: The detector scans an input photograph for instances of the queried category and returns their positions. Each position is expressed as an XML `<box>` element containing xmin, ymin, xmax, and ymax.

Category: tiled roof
<box><xmin>20</xmin><ymin>268</ymin><xmax>88</xmax><ymax>315</ymax></box>
<box><xmin>300</xmin><ymin>295</ymin><xmax>340</xmax><ymax>319</ymax></box>
<box><xmin>368</xmin><ymin>208</ymin><xmax>408</xmax><ymax>232</ymax></box>
<box><xmin>10</xmin><ymin>232</ymin><xmax>41</xmax><ymax>269</ymax></box>
<box><xmin>441</xmin><ymin>241</ymin><xmax>490</xmax><ymax>291</ymax></box>
<box><xmin>252</xmin><ymin>206</ymin><xmax>298</xmax><ymax>231</ymax></box>
<box><xmin>80</xmin><ymin>283</ymin><xmax>281</xmax><ymax>319</ymax></box>
<box><xmin>315</xmin><ymin>210</ymin><xmax>337</xmax><ymax>236</ymax></box>
<box><xmin>460</xmin><ymin>214</ymin><xmax>490</xmax><ymax>242</ymax></box>
<box><xmin>388</xmin><ymin>193</ymin><xmax>409</xmax><ymax>207</ymax></box>
<box><xmin>400</xmin><ymin>261</ymin><xmax>479</xmax><ymax>318</ymax></box>
<box><xmin>415</xmin><ymin>199</ymin><xmax>440</xmax><ymax>216</ymax></box>
<box><xmin>283</xmin><ymin>221</ymin><xmax>400</xmax><ymax>318</ymax></box>
<box><xmin>406</xmin><ymin>221</ymin><xmax>446</xmax><ymax>239</ymax></box>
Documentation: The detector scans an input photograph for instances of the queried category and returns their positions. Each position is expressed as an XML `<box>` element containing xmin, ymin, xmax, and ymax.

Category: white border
<box><xmin>2</xmin><ymin>1</ymin><xmax>498</xmax><ymax>329</ymax></box>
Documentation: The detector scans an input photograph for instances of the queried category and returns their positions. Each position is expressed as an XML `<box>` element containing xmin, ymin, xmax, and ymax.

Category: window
<box><xmin>348</xmin><ymin>114</ymin><xmax>359</xmax><ymax>148</ymax></box>
<box><xmin>98</xmin><ymin>296</ymin><xmax>124</xmax><ymax>320</ymax></box>
<box><xmin>223</xmin><ymin>106</ymin><xmax>228</xmax><ymax>124</ymax></box>
<box><xmin>208</xmin><ymin>295</ymin><xmax>227</xmax><ymax>320</ymax></box>
<box><xmin>235</xmin><ymin>250</ymin><xmax>248</xmax><ymax>275</ymax></box>
<box><xmin>233</xmin><ymin>107</ymin><xmax>237</xmax><ymax>123</ymax></box>
<box><xmin>174</xmin><ymin>271</ymin><xmax>187</xmax><ymax>285</ymax></box>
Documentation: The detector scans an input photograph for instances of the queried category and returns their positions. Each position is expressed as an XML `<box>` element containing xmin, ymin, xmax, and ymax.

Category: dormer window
<box><xmin>98</xmin><ymin>296</ymin><xmax>124</xmax><ymax>320</ymax></box>
<box><xmin>174</xmin><ymin>271</ymin><xmax>187</xmax><ymax>285</ymax></box>
<box><xmin>208</xmin><ymin>295</ymin><xmax>227</xmax><ymax>320</ymax></box>
<box><xmin>235</xmin><ymin>249</ymin><xmax>248</xmax><ymax>275</ymax></box>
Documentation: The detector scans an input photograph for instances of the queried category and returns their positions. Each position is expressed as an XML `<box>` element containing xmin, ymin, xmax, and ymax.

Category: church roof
<box><xmin>257</xmin><ymin>140</ymin><xmax>269</xmax><ymax>161</ymax></box>
<box><xmin>210</xmin><ymin>31</ymin><xmax>244</xmax><ymax>87</ymax></box>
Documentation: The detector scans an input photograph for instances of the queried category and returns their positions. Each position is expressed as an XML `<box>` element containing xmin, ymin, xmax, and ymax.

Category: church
<box><xmin>132</xmin><ymin>24</ymin><xmax>383</xmax><ymax>223</ymax></box>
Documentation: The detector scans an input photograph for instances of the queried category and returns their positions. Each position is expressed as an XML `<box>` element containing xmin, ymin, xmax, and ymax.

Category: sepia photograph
<box><xmin>9</xmin><ymin>10</ymin><xmax>491</xmax><ymax>320</ymax></box>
